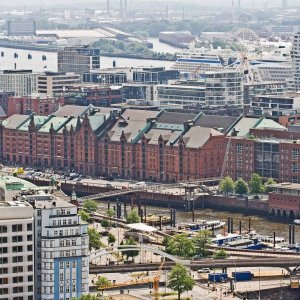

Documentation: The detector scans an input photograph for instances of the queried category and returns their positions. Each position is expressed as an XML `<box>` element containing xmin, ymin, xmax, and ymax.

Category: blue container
<box><xmin>232</xmin><ymin>271</ymin><xmax>253</xmax><ymax>282</ymax></box>
<box><xmin>208</xmin><ymin>273</ymin><xmax>228</xmax><ymax>282</ymax></box>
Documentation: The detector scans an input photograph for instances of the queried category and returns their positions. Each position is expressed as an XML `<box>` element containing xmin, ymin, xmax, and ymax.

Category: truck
<box><xmin>208</xmin><ymin>273</ymin><xmax>228</xmax><ymax>283</ymax></box>
<box><xmin>232</xmin><ymin>271</ymin><xmax>253</xmax><ymax>282</ymax></box>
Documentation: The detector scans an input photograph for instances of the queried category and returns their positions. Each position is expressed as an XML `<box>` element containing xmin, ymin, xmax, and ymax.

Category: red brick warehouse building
<box><xmin>0</xmin><ymin>106</ymin><xmax>246</xmax><ymax>181</ymax></box>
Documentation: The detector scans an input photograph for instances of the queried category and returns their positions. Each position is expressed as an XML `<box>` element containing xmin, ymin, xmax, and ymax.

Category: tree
<box><xmin>214</xmin><ymin>249</ymin><xmax>228</xmax><ymax>259</ymax></box>
<box><xmin>249</xmin><ymin>173</ymin><xmax>263</xmax><ymax>195</ymax></box>
<box><xmin>235</xmin><ymin>178</ymin><xmax>248</xmax><ymax>195</ymax></box>
<box><xmin>83</xmin><ymin>199</ymin><xmax>97</xmax><ymax>213</ymax></box>
<box><xmin>120</xmin><ymin>238</ymin><xmax>139</xmax><ymax>260</ymax></box>
<box><xmin>106</xmin><ymin>208</ymin><xmax>115</xmax><ymax>227</ymax></box>
<box><xmin>168</xmin><ymin>263</ymin><xmax>195</xmax><ymax>300</ymax></box>
<box><xmin>108</xmin><ymin>233</ymin><xmax>116</xmax><ymax>244</ymax></box>
<box><xmin>101</xmin><ymin>219</ymin><xmax>110</xmax><ymax>230</ymax></box>
<box><xmin>87</xmin><ymin>228</ymin><xmax>102</xmax><ymax>251</ymax></box>
<box><xmin>106</xmin><ymin>208</ymin><xmax>115</xmax><ymax>218</ymax></box>
<box><xmin>264</xmin><ymin>178</ymin><xmax>276</xmax><ymax>193</ymax></box>
<box><xmin>78</xmin><ymin>210</ymin><xmax>91</xmax><ymax>223</ymax></box>
<box><xmin>193</xmin><ymin>230</ymin><xmax>211</xmax><ymax>256</ymax></box>
<box><xmin>219</xmin><ymin>176</ymin><xmax>235</xmax><ymax>194</ymax></box>
<box><xmin>166</xmin><ymin>234</ymin><xmax>195</xmax><ymax>257</ymax></box>
<box><xmin>95</xmin><ymin>276</ymin><xmax>111</xmax><ymax>295</ymax></box>
<box><xmin>126</xmin><ymin>210</ymin><xmax>140</xmax><ymax>224</ymax></box>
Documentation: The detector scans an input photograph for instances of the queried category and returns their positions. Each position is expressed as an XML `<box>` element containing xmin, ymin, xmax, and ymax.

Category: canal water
<box><xmin>96</xmin><ymin>201</ymin><xmax>300</xmax><ymax>243</ymax></box>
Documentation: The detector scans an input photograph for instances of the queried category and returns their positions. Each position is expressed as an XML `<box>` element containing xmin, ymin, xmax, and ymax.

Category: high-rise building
<box><xmin>58</xmin><ymin>46</ymin><xmax>100</xmax><ymax>78</ymax></box>
<box><xmin>24</xmin><ymin>190</ymin><xmax>89</xmax><ymax>300</ymax></box>
<box><xmin>0</xmin><ymin>196</ymin><xmax>34</xmax><ymax>299</ymax></box>
<box><xmin>0</xmin><ymin>70</ymin><xmax>37</xmax><ymax>96</ymax></box>
<box><xmin>291</xmin><ymin>32</ymin><xmax>300</xmax><ymax>92</ymax></box>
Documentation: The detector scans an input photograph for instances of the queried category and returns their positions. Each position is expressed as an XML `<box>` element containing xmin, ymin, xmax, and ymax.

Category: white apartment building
<box><xmin>24</xmin><ymin>191</ymin><xmax>89</xmax><ymax>300</ymax></box>
<box><xmin>157</xmin><ymin>70</ymin><xmax>243</xmax><ymax>108</ymax></box>
<box><xmin>292</xmin><ymin>32</ymin><xmax>300</xmax><ymax>92</ymax></box>
<box><xmin>0</xmin><ymin>199</ymin><xmax>34</xmax><ymax>300</ymax></box>
<box><xmin>0</xmin><ymin>70</ymin><xmax>37</xmax><ymax>96</ymax></box>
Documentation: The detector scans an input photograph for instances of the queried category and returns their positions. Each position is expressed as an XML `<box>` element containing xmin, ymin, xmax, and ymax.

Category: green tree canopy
<box><xmin>235</xmin><ymin>178</ymin><xmax>248</xmax><ymax>195</ymax></box>
<box><xmin>168</xmin><ymin>263</ymin><xmax>195</xmax><ymax>300</ymax></box>
<box><xmin>120</xmin><ymin>237</ymin><xmax>139</xmax><ymax>260</ymax></box>
<box><xmin>106</xmin><ymin>208</ymin><xmax>115</xmax><ymax>218</ymax></box>
<box><xmin>219</xmin><ymin>176</ymin><xmax>235</xmax><ymax>194</ymax></box>
<box><xmin>87</xmin><ymin>228</ymin><xmax>102</xmax><ymax>251</ymax></box>
<box><xmin>166</xmin><ymin>234</ymin><xmax>195</xmax><ymax>258</ymax></box>
<box><xmin>126</xmin><ymin>210</ymin><xmax>140</xmax><ymax>224</ymax></box>
<box><xmin>193</xmin><ymin>230</ymin><xmax>212</xmax><ymax>256</ymax></box>
<box><xmin>78</xmin><ymin>210</ymin><xmax>91</xmax><ymax>223</ymax></box>
<box><xmin>101</xmin><ymin>219</ymin><xmax>110</xmax><ymax>230</ymax></box>
<box><xmin>108</xmin><ymin>233</ymin><xmax>116</xmax><ymax>244</ymax></box>
<box><xmin>249</xmin><ymin>173</ymin><xmax>263</xmax><ymax>195</ymax></box>
<box><xmin>95</xmin><ymin>276</ymin><xmax>111</xmax><ymax>295</ymax></box>
<box><xmin>214</xmin><ymin>249</ymin><xmax>228</xmax><ymax>259</ymax></box>
<box><xmin>82</xmin><ymin>199</ymin><xmax>97</xmax><ymax>213</ymax></box>
<box><xmin>264</xmin><ymin>178</ymin><xmax>276</xmax><ymax>193</ymax></box>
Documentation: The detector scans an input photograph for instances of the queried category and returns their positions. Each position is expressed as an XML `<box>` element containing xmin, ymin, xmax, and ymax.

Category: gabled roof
<box><xmin>194</xmin><ymin>114</ymin><xmax>239</xmax><ymax>133</ymax></box>
<box><xmin>179</xmin><ymin>127</ymin><xmax>223</xmax><ymax>148</ymax></box>
<box><xmin>38</xmin><ymin>117</ymin><xmax>70</xmax><ymax>133</ymax></box>
<box><xmin>18</xmin><ymin>115</ymin><xmax>50</xmax><ymax>131</ymax></box>
<box><xmin>2</xmin><ymin>114</ymin><xmax>30</xmax><ymax>130</ymax></box>
<box><xmin>157</xmin><ymin>111</ymin><xmax>198</xmax><ymax>124</ymax></box>
<box><xmin>227</xmin><ymin>116</ymin><xmax>285</xmax><ymax>137</ymax></box>
<box><xmin>54</xmin><ymin>104</ymin><xmax>94</xmax><ymax>117</ymax></box>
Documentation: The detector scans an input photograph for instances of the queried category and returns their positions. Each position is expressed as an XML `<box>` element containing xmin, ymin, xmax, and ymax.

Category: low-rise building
<box><xmin>37</xmin><ymin>72</ymin><xmax>81</xmax><ymax>96</ymax></box>
<box><xmin>0</xmin><ymin>70</ymin><xmax>37</xmax><ymax>97</ymax></box>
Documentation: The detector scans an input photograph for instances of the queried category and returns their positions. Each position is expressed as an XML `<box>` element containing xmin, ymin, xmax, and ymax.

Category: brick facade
<box><xmin>0</xmin><ymin>109</ymin><xmax>226</xmax><ymax>181</ymax></box>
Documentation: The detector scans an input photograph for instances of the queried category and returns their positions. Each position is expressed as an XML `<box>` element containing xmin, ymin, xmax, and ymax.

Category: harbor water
<box><xmin>96</xmin><ymin>201</ymin><xmax>300</xmax><ymax>243</ymax></box>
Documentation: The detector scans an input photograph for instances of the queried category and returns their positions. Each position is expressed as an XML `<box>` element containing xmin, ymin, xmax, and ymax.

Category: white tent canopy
<box><xmin>127</xmin><ymin>223</ymin><xmax>158</xmax><ymax>232</ymax></box>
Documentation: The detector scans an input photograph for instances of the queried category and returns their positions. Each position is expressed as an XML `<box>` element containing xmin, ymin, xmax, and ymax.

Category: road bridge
<box><xmin>89</xmin><ymin>245</ymin><xmax>300</xmax><ymax>275</ymax></box>
<box><xmin>79</xmin><ymin>178</ymin><xmax>220</xmax><ymax>201</ymax></box>
<box><xmin>89</xmin><ymin>258</ymin><xmax>300</xmax><ymax>274</ymax></box>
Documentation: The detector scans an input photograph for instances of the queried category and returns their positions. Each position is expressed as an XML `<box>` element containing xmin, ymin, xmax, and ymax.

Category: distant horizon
<box><xmin>3</xmin><ymin>0</ymin><xmax>300</xmax><ymax>9</ymax></box>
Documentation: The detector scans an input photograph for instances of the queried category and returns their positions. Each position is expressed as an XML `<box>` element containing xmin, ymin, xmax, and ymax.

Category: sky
<box><xmin>3</xmin><ymin>0</ymin><xmax>300</xmax><ymax>8</ymax></box>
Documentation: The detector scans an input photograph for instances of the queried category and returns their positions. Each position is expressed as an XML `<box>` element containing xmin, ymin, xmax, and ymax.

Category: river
<box><xmin>100</xmin><ymin>38</ymin><xmax>179</xmax><ymax>69</ymax></box>
<box><xmin>96</xmin><ymin>201</ymin><xmax>300</xmax><ymax>243</ymax></box>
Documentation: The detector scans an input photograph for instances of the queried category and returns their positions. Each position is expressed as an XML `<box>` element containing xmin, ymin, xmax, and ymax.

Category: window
<box><xmin>42</xmin><ymin>55</ymin><xmax>47</xmax><ymax>61</ymax></box>
<box><xmin>60</xmin><ymin>273</ymin><xmax>64</xmax><ymax>280</ymax></box>
<box><xmin>66</xmin><ymin>261</ymin><xmax>70</xmax><ymax>268</ymax></box>
<box><xmin>292</xmin><ymin>162</ymin><xmax>299</xmax><ymax>173</ymax></box>
<box><xmin>12</xmin><ymin>236</ymin><xmax>22</xmax><ymax>243</ymax></box>
<box><xmin>72</xmin><ymin>261</ymin><xmax>76</xmax><ymax>268</ymax></box>
<box><xmin>27</xmin><ymin>223</ymin><xmax>32</xmax><ymax>231</ymax></box>
<box><xmin>27</xmin><ymin>235</ymin><xmax>32</xmax><ymax>241</ymax></box>
<box><xmin>58</xmin><ymin>220</ymin><xmax>62</xmax><ymax>226</ymax></box>
<box><xmin>0</xmin><ymin>237</ymin><xmax>7</xmax><ymax>243</ymax></box>
<box><xmin>292</xmin><ymin>148</ymin><xmax>299</xmax><ymax>159</ymax></box>
<box><xmin>60</xmin><ymin>262</ymin><xmax>64</xmax><ymax>269</ymax></box>
<box><xmin>0</xmin><ymin>226</ymin><xmax>7</xmax><ymax>233</ymax></box>
<box><xmin>236</xmin><ymin>143</ymin><xmax>243</xmax><ymax>154</ymax></box>
<box><xmin>13</xmin><ymin>266</ymin><xmax>23</xmax><ymax>273</ymax></box>
<box><xmin>63</xmin><ymin>219</ymin><xmax>67</xmax><ymax>225</ymax></box>
<box><xmin>59</xmin><ymin>240</ymin><xmax>64</xmax><ymax>247</ymax></box>
<box><xmin>60</xmin><ymin>285</ymin><xmax>64</xmax><ymax>293</ymax></box>
<box><xmin>53</xmin><ymin>220</ymin><xmax>56</xmax><ymax>226</ymax></box>
<box><xmin>12</xmin><ymin>224</ymin><xmax>22</xmax><ymax>232</ymax></box>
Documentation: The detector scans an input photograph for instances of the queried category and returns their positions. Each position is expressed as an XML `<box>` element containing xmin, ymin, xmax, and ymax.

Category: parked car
<box><xmin>106</xmin><ymin>183</ymin><xmax>114</xmax><ymax>189</ymax></box>
<box><xmin>197</xmin><ymin>268</ymin><xmax>211</xmax><ymax>273</ymax></box>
